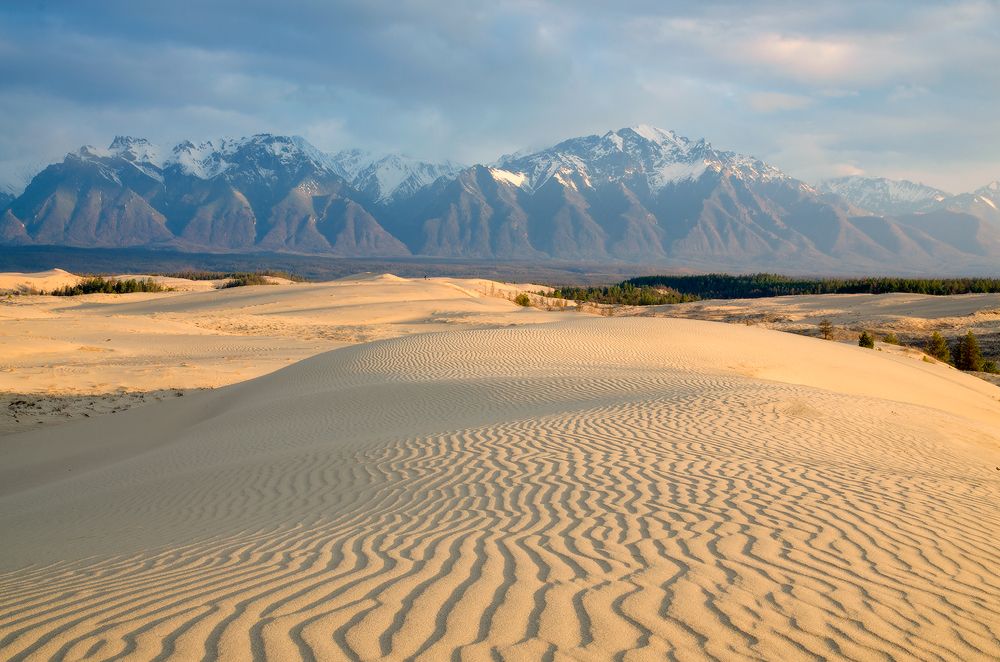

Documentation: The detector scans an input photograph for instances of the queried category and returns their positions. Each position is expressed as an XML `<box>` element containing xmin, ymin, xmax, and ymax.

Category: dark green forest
<box><xmin>626</xmin><ymin>274</ymin><xmax>1000</xmax><ymax>299</ymax></box>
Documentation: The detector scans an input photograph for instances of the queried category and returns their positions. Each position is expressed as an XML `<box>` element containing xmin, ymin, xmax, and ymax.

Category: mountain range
<box><xmin>2</xmin><ymin>126</ymin><xmax>998</xmax><ymax>273</ymax></box>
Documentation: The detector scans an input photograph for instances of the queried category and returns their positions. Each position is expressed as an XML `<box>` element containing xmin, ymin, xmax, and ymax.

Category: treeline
<box><xmin>545</xmin><ymin>282</ymin><xmax>699</xmax><ymax>306</ymax></box>
<box><xmin>50</xmin><ymin>276</ymin><xmax>166</xmax><ymax>296</ymax></box>
<box><xmin>924</xmin><ymin>330</ymin><xmax>998</xmax><ymax>373</ymax></box>
<box><xmin>627</xmin><ymin>274</ymin><xmax>1000</xmax><ymax>299</ymax></box>
<box><xmin>161</xmin><ymin>270</ymin><xmax>306</xmax><ymax>282</ymax></box>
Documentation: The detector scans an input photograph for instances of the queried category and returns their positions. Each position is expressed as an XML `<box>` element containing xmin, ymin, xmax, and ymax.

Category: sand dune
<box><xmin>0</xmin><ymin>274</ymin><xmax>558</xmax><ymax>402</ymax></box>
<box><xmin>1</xmin><ymin>317</ymin><xmax>998</xmax><ymax>660</ymax></box>
<box><xmin>0</xmin><ymin>269</ymin><xmax>81</xmax><ymax>294</ymax></box>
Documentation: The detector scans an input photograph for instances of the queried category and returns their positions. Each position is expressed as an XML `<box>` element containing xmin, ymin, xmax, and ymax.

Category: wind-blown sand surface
<box><xmin>2</xmin><ymin>314</ymin><xmax>999</xmax><ymax>660</ymax></box>
<box><xmin>0</xmin><ymin>273</ymin><xmax>559</xmax><ymax>433</ymax></box>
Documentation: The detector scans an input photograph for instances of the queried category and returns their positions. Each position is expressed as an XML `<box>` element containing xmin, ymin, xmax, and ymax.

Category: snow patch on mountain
<box><xmin>818</xmin><ymin>176</ymin><xmax>950</xmax><ymax>215</ymax></box>
<box><xmin>975</xmin><ymin>181</ymin><xmax>1000</xmax><ymax>199</ymax></box>
<box><xmin>489</xmin><ymin>168</ymin><xmax>527</xmax><ymax>188</ymax></box>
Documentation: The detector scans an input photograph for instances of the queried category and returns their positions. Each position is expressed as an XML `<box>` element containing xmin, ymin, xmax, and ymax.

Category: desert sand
<box><xmin>0</xmin><ymin>272</ymin><xmax>561</xmax><ymax>433</ymax></box>
<box><xmin>1</xmin><ymin>275</ymin><xmax>999</xmax><ymax>660</ymax></box>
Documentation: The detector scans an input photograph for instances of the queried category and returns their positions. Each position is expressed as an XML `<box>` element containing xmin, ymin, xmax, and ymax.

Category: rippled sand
<box><xmin>2</xmin><ymin>316</ymin><xmax>998</xmax><ymax>660</ymax></box>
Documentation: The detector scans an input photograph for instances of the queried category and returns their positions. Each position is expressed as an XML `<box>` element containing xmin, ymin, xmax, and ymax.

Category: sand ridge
<box><xmin>1</xmin><ymin>317</ymin><xmax>998</xmax><ymax>660</ymax></box>
<box><xmin>0</xmin><ymin>273</ymin><xmax>561</xmax><ymax>403</ymax></box>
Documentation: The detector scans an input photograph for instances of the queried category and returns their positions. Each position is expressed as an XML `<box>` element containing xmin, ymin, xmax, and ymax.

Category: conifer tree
<box><xmin>925</xmin><ymin>332</ymin><xmax>951</xmax><ymax>363</ymax></box>
<box><xmin>858</xmin><ymin>331</ymin><xmax>875</xmax><ymax>349</ymax></box>
<box><xmin>954</xmin><ymin>330</ymin><xmax>984</xmax><ymax>371</ymax></box>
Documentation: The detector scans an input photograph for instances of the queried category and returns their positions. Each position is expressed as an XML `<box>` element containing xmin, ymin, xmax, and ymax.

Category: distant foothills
<box><xmin>2</xmin><ymin>126</ymin><xmax>998</xmax><ymax>274</ymax></box>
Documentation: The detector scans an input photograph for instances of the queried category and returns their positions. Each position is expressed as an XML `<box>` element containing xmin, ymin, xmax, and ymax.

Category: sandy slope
<box><xmin>0</xmin><ymin>274</ymin><xmax>559</xmax><ymax>399</ymax></box>
<box><xmin>1</xmin><ymin>317</ymin><xmax>998</xmax><ymax>661</ymax></box>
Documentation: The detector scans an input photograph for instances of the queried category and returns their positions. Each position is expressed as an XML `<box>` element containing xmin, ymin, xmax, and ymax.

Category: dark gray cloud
<box><xmin>1</xmin><ymin>0</ymin><xmax>997</xmax><ymax>192</ymax></box>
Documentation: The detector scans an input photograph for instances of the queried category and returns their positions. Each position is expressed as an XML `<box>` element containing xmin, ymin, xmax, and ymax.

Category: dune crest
<box><xmin>1</xmin><ymin>318</ymin><xmax>998</xmax><ymax>660</ymax></box>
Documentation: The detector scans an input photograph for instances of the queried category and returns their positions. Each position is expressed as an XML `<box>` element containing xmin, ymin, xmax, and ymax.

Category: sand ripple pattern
<box><xmin>1</xmin><ymin>319</ymin><xmax>999</xmax><ymax>661</ymax></box>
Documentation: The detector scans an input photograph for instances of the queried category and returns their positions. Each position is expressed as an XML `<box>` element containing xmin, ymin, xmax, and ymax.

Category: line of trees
<box><xmin>626</xmin><ymin>274</ymin><xmax>1000</xmax><ymax>299</ymax></box>
<box><xmin>49</xmin><ymin>276</ymin><xmax>166</xmax><ymax>296</ymax></box>
<box><xmin>543</xmin><ymin>282</ymin><xmax>698</xmax><ymax>306</ymax></box>
<box><xmin>162</xmin><ymin>270</ymin><xmax>306</xmax><ymax>282</ymax></box>
<box><xmin>925</xmin><ymin>330</ymin><xmax>997</xmax><ymax>373</ymax></box>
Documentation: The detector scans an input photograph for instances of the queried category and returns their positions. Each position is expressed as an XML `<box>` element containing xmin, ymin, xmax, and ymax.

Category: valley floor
<box><xmin>1</xmin><ymin>272</ymin><xmax>999</xmax><ymax>660</ymax></box>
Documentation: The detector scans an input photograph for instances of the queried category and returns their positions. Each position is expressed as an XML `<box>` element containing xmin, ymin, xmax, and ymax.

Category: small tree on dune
<box><xmin>818</xmin><ymin>319</ymin><xmax>834</xmax><ymax>340</ymax></box>
<box><xmin>925</xmin><ymin>332</ymin><xmax>951</xmax><ymax>364</ymax></box>
<box><xmin>953</xmin><ymin>330</ymin><xmax>984</xmax><ymax>372</ymax></box>
<box><xmin>883</xmin><ymin>332</ymin><xmax>900</xmax><ymax>345</ymax></box>
<box><xmin>858</xmin><ymin>331</ymin><xmax>875</xmax><ymax>349</ymax></box>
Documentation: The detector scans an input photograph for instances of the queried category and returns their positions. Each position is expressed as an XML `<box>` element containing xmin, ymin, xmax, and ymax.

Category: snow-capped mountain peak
<box><xmin>163</xmin><ymin>134</ymin><xmax>335</xmax><ymax>181</ymax></box>
<box><xmin>817</xmin><ymin>176</ymin><xmax>951</xmax><ymax>215</ymax></box>
<box><xmin>328</xmin><ymin>149</ymin><xmax>463</xmax><ymax>203</ymax></box>
<box><xmin>976</xmin><ymin>180</ymin><xmax>1000</xmax><ymax>196</ymax></box>
<box><xmin>70</xmin><ymin>138</ymin><xmax>166</xmax><ymax>182</ymax></box>
<box><xmin>108</xmin><ymin>136</ymin><xmax>162</xmax><ymax>165</ymax></box>
<box><xmin>60</xmin><ymin>133</ymin><xmax>462</xmax><ymax>199</ymax></box>
<box><xmin>623</xmin><ymin>125</ymin><xmax>698</xmax><ymax>153</ymax></box>
<box><xmin>972</xmin><ymin>181</ymin><xmax>1000</xmax><ymax>210</ymax></box>
<box><xmin>494</xmin><ymin>126</ymin><xmax>785</xmax><ymax>193</ymax></box>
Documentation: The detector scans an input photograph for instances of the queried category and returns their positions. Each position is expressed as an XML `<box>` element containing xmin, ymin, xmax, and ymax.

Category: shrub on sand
<box><xmin>219</xmin><ymin>273</ymin><xmax>273</xmax><ymax>289</ymax></box>
<box><xmin>818</xmin><ymin>319</ymin><xmax>834</xmax><ymax>340</ymax></box>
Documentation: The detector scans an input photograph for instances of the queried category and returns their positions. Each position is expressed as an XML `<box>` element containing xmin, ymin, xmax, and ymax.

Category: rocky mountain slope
<box><xmin>3</xmin><ymin>128</ymin><xmax>998</xmax><ymax>272</ymax></box>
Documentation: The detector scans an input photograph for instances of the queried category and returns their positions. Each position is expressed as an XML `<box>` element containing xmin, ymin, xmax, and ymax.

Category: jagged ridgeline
<box><xmin>3</xmin><ymin>128</ymin><xmax>999</xmax><ymax>272</ymax></box>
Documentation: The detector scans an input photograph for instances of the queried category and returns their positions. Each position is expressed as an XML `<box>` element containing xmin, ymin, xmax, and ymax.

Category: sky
<box><xmin>1</xmin><ymin>0</ymin><xmax>998</xmax><ymax>194</ymax></box>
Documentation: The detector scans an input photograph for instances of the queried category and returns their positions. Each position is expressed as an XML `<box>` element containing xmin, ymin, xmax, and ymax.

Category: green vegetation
<box><xmin>514</xmin><ymin>293</ymin><xmax>531</xmax><ymax>306</ymax></box>
<box><xmin>924</xmin><ymin>332</ymin><xmax>951</xmax><ymax>363</ymax></box>
<box><xmin>544</xmin><ymin>282</ymin><xmax>697</xmax><ymax>306</ymax></box>
<box><xmin>219</xmin><ymin>273</ymin><xmax>274</xmax><ymax>288</ymax></box>
<box><xmin>882</xmin><ymin>332</ymin><xmax>900</xmax><ymax>345</ymax></box>
<box><xmin>545</xmin><ymin>273</ymin><xmax>1000</xmax><ymax>307</ymax></box>
<box><xmin>163</xmin><ymin>270</ymin><xmax>307</xmax><ymax>282</ymax></box>
<box><xmin>626</xmin><ymin>273</ymin><xmax>1000</xmax><ymax>299</ymax></box>
<box><xmin>858</xmin><ymin>331</ymin><xmax>875</xmax><ymax>349</ymax></box>
<box><xmin>953</xmin><ymin>331</ymin><xmax>984</xmax><ymax>372</ymax></box>
<box><xmin>818</xmin><ymin>319</ymin><xmax>834</xmax><ymax>340</ymax></box>
<box><xmin>50</xmin><ymin>276</ymin><xmax>166</xmax><ymax>296</ymax></box>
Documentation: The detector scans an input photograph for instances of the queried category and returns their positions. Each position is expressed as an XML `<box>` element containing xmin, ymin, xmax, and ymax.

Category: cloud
<box><xmin>0</xmin><ymin>0</ymin><xmax>997</xmax><ymax>193</ymax></box>
<box><xmin>746</xmin><ymin>92</ymin><xmax>814</xmax><ymax>113</ymax></box>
